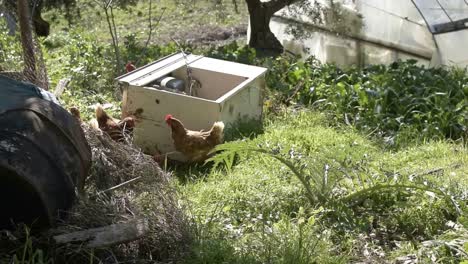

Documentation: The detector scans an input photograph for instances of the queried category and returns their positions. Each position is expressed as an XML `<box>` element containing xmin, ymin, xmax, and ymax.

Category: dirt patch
<box><xmin>175</xmin><ymin>24</ymin><xmax>248</xmax><ymax>45</ymax></box>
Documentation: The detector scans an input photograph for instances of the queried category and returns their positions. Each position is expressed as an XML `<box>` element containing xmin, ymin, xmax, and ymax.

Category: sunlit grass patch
<box><xmin>179</xmin><ymin>109</ymin><xmax>467</xmax><ymax>263</ymax></box>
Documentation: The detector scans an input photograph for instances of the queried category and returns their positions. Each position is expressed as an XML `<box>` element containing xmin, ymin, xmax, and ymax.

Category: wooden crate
<box><xmin>116</xmin><ymin>52</ymin><xmax>267</xmax><ymax>161</ymax></box>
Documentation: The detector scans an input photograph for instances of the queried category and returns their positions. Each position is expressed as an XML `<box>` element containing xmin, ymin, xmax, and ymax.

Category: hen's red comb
<box><xmin>165</xmin><ymin>114</ymin><xmax>173</xmax><ymax>121</ymax></box>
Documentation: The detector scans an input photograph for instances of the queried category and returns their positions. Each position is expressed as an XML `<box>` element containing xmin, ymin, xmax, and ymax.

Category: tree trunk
<box><xmin>32</xmin><ymin>10</ymin><xmax>50</xmax><ymax>37</ymax></box>
<box><xmin>246</xmin><ymin>0</ymin><xmax>290</xmax><ymax>53</ymax></box>
<box><xmin>17</xmin><ymin>0</ymin><xmax>37</xmax><ymax>85</ymax></box>
<box><xmin>31</xmin><ymin>1</ymin><xmax>50</xmax><ymax>37</ymax></box>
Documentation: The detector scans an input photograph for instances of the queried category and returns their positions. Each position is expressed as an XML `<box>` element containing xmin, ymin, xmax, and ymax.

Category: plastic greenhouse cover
<box><xmin>413</xmin><ymin>0</ymin><xmax>468</xmax><ymax>33</ymax></box>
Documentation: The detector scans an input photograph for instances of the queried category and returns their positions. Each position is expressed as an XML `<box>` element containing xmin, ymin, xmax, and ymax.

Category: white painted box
<box><xmin>116</xmin><ymin>52</ymin><xmax>267</xmax><ymax>161</ymax></box>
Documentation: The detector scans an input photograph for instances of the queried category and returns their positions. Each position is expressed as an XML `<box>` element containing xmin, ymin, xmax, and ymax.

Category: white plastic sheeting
<box><xmin>433</xmin><ymin>31</ymin><xmax>468</xmax><ymax>66</ymax></box>
<box><xmin>413</xmin><ymin>0</ymin><xmax>468</xmax><ymax>32</ymax></box>
<box><xmin>413</xmin><ymin>0</ymin><xmax>468</xmax><ymax>66</ymax></box>
<box><xmin>267</xmin><ymin>0</ymin><xmax>468</xmax><ymax>67</ymax></box>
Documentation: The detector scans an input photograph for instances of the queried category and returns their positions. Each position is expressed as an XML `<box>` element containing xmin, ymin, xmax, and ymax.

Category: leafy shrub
<box><xmin>202</xmin><ymin>43</ymin><xmax>467</xmax><ymax>148</ymax></box>
<box><xmin>45</xmin><ymin>30</ymin><xmax>115</xmax><ymax>91</ymax></box>
<box><xmin>0</xmin><ymin>21</ymin><xmax>24</xmax><ymax>71</ymax></box>
<box><xmin>205</xmin><ymin>41</ymin><xmax>257</xmax><ymax>64</ymax></box>
<box><xmin>264</xmin><ymin>57</ymin><xmax>467</xmax><ymax>147</ymax></box>
<box><xmin>121</xmin><ymin>33</ymin><xmax>184</xmax><ymax>66</ymax></box>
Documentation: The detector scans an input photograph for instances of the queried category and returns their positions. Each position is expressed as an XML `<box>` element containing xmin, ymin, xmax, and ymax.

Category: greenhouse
<box><xmin>269</xmin><ymin>0</ymin><xmax>468</xmax><ymax>67</ymax></box>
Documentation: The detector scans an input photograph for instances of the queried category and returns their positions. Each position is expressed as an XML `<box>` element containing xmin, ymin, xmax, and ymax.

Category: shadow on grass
<box><xmin>223</xmin><ymin>117</ymin><xmax>264</xmax><ymax>142</ymax></box>
<box><xmin>183</xmin><ymin>236</ymin><xmax>258</xmax><ymax>264</ymax></box>
<box><xmin>168</xmin><ymin>160</ymin><xmax>214</xmax><ymax>184</ymax></box>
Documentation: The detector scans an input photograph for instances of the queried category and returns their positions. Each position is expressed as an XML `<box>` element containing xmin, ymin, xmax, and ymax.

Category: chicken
<box><xmin>69</xmin><ymin>106</ymin><xmax>81</xmax><ymax>121</ymax></box>
<box><xmin>165</xmin><ymin>114</ymin><xmax>224</xmax><ymax>162</ymax></box>
<box><xmin>119</xmin><ymin>116</ymin><xmax>135</xmax><ymax>131</ymax></box>
<box><xmin>126</xmin><ymin>62</ymin><xmax>136</xmax><ymax>73</ymax></box>
<box><xmin>94</xmin><ymin>105</ymin><xmax>136</xmax><ymax>142</ymax></box>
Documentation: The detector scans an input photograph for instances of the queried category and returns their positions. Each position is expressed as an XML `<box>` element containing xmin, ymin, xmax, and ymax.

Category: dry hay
<box><xmin>0</xmin><ymin>124</ymin><xmax>191</xmax><ymax>263</ymax></box>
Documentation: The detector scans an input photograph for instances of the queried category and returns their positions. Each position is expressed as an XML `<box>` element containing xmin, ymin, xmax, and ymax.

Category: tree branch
<box><xmin>264</xmin><ymin>0</ymin><xmax>300</xmax><ymax>14</ymax></box>
<box><xmin>232</xmin><ymin>0</ymin><xmax>239</xmax><ymax>13</ymax></box>
<box><xmin>110</xmin><ymin>5</ymin><xmax>121</xmax><ymax>69</ymax></box>
<box><xmin>53</xmin><ymin>219</ymin><xmax>149</xmax><ymax>248</ymax></box>
<box><xmin>17</xmin><ymin>0</ymin><xmax>37</xmax><ymax>85</ymax></box>
<box><xmin>101</xmin><ymin>0</ymin><xmax>121</xmax><ymax>72</ymax></box>
<box><xmin>135</xmin><ymin>4</ymin><xmax>166</xmax><ymax>66</ymax></box>
<box><xmin>245</xmin><ymin>0</ymin><xmax>260</xmax><ymax>11</ymax></box>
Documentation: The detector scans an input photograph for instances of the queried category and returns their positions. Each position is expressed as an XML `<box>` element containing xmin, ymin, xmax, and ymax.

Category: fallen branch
<box><xmin>284</xmin><ymin>79</ymin><xmax>305</xmax><ymax>105</ymax></box>
<box><xmin>53</xmin><ymin>78</ymin><xmax>70</xmax><ymax>98</ymax></box>
<box><xmin>53</xmin><ymin>219</ymin><xmax>149</xmax><ymax>248</ymax></box>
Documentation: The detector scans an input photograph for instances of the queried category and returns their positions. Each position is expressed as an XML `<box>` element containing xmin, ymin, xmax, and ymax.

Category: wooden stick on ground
<box><xmin>53</xmin><ymin>218</ymin><xmax>149</xmax><ymax>248</ymax></box>
<box><xmin>53</xmin><ymin>78</ymin><xmax>71</xmax><ymax>98</ymax></box>
<box><xmin>95</xmin><ymin>176</ymin><xmax>142</xmax><ymax>196</ymax></box>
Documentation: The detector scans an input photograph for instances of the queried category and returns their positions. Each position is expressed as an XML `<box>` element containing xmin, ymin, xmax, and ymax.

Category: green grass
<box><xmin>178</xmin><ymin>109</ymin><xmax>468</xmax><ymax>263</ymax></box>
<box><xmin>43</xmin><ymin>0</ymin><xmax>248</xmax><ymax>45</ymax></box>
<box><xmin>264</xmin><ymin>56</ymin><xmax>468</xmax><ymax>148</ymax></box>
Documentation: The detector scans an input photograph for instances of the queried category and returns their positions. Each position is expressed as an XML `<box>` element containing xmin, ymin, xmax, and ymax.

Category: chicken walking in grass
<box><xmin>165</xmin><ymin>114</ymin><xmax>224</xmax><ymax>162</ymax></box>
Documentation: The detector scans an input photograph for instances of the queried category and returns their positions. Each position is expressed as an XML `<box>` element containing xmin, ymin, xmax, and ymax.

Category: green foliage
<box><xmin>41</xmin><ymin>29</ymin><xmax>185</xmax><ymax>119</ymax></box>
<box><xmin>120</xmin><ymin>33</ymin><xmax>183</xmax><ymax>66</ymax></box>
<box><xmin>0</xmin><ymin>225</ymin><xmax>53</xmax><ymax>264</ymax></box>
<box><xmin>202</xmin><ymin>43</ymin><xmax>467</xmax><ymax>148</ymax></box>
<box><xmin>206</xmin><ymin>41</ymin><xmax>257</xmax><ymax>64</ymax></box>
<box><xmin>183</xmin><ymin>109</ymin><xmax>467</xmax><ymax>263</ymax></box>
<box><xmin>210</xmin><ymin>122</ymin><xmax>461</xmax><ymax>243</ymax></box>
<box><xmin>235</xmin><ymin>207</ymin><xmax>347</xmax><ymax>264</ymax></box>
<box><xmin>0</xmin><ymin>21</ymin><xmax>23</xmax><ymax>71</ymax></box>
<box><xmin>45</xmin><ymin>30</ymin><xmax>114</xmax><ymax>90</ymax></box>
<box><xmin>390</xmin><ymin>226</ymin><xmax>468</xmax><ymax>263</ymax></box>
<box><xmin>264</xmin><ymin>57</ymin><xmax>467</xmax><ymax>148</ymax></box>
<box><xmin>43</xmin><ymin>0</ymin><xmax>77</xmax><ymax>10</ymax></box>
<box><xmin>42</xmin><ymin>30</ymin><xmax>120</xmax><ymax>119</ymax></box>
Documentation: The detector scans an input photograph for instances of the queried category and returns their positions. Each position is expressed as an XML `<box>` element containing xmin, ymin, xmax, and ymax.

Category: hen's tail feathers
<box><xmin>95</xmin><ymin>104</ymin><xmax>113</xmax><ymax>126</ymax></box>
<box><xmin>212</xmin><ymin>121</ymin><xmax>225</xmax><ymax>132</ymax></box>
<box><xmin>211</xmin><ymin>121</ymin><xmax>225</xmax><ymax>141</ymax></box>
<box><xmin>89</xmin><ymin>118</ymin><xmax>101</xmax><ymax>131</ymax></box>
<box><xmin>95</xmin><ymin>104</ymin><xmax>106</xmax><ymax>118</ymax></box>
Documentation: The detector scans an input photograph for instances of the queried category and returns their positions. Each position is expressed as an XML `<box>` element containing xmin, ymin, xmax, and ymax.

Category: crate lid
<box><xmin>115</xmin><ymin>52</ymin><xmax>203</xmax><ymax>86</ymax></box>
<box><xmin>188</xmin><ymin>57</ymin><xmax>267</xmax><ymax>79</ymax></box>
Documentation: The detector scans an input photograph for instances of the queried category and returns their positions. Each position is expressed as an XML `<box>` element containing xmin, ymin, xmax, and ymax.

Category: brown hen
<box><xmin>165</xmin><ymin>114</ymin><xmax>224</xmax><ymax>162</ymax></box>
<box><xmin>94</xmin><ymin>105</ymin><xmax>136</xmax><ymax>142</ymax></box>
<box><xmin>69</xmin><ymin>107</ymin><xmax>81</xmax><ymax>121</ymax></box>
